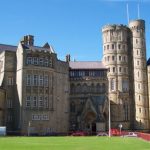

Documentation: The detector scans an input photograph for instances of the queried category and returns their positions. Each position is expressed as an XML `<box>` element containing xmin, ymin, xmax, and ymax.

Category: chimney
<box><xmin>21</xmin><ymin>35</ymin><xmax>34</xmax><ymax>46</ymax></box>
<box><xmin>66</xmin><ymin>54</ymin><xmax>71</xmax><ymax>62</ymax></box>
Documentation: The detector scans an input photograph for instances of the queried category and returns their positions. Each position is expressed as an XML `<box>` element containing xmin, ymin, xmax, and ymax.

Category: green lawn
<box><xmin>0</xmin><ymin>136</ymin><xmax>149</xmax><ymax>150</ymax></box>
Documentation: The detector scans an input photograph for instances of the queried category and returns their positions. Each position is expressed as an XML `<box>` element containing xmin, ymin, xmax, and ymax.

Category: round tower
<box><xmin>102</xmin><ymin>24</ymin><xmax>131</xmax><ymax>129</ymax></box>
<box><xmin>129</xmin><ymin>19</ymin><xmax>149</xmax><ymax>130</ymax></box>
<box><xmin>147</xmin><ymin>58</ymin><xmax>150</xmax><ymax>130</ymax></box>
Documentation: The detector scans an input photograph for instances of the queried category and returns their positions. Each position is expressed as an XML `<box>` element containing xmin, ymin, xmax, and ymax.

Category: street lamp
<box><xmin>108</xmin><ymin>96</ymin><xmax>111</xmax><ymax>137</ymax></box>
<box><xmin>105</xmin><ymin>94</ymin><xmax>111</xmax><ymax>137</ymax></box>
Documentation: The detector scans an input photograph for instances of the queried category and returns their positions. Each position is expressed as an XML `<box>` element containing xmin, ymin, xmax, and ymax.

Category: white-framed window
<box><xmin>44</xmin><ymin>58</ymin><xmax>49</xmax><ymax>67</ymax></box>
<box><xmin>38</xmin><ymin>96</ymin><xmax>43</xmax><ymax>107</ymax></box>
<box><xmin>26</xmin><ymin>96</ymin><xmax>31</xmax><ymax>107</ymax></box>
<box><xmin>32</xmin><ymin>114</ymin><xmax>40</xmax><ymax>120</ymax></box>
<box><xmin>33</xmin><ymin>57</ymin><xmax>38</xmax><ymax>65</ymax></box>
<box><xmin>39</xmin><ymin>75</ymin><xmax>43</xmax><ymax>86</ymax></box>
<box><xmin>33</xmin><ymin>75</ymin><xmax>38</xmax><ymax>86</ymax></box>
<box><xmin>44</xmin><ymin>96</ymin><xmax>49</xmax><ymax>108</ymax></box>
<box><xmin>111</xmin><ymin>79</ymin><xmax>115</xmax><ymax>91</ymax></box>
<box><xmin>27</xmin><ymin>57</ymin><xmax>32</xmax><ymax>64</ymax></box>
<box><xmin>44</xmin><ymin>75</ymin><xmax>49</xmax><ymax>87</ymax></box>
<box><xmin>7</xmin><ymin>99</ymin><xmax>13</xmax><ymax>108</ymax></box>
<box><xmin>42</xmin><ymin>115</ymin><xmax>49</xmax><ymax>120</ymax></box>
<box><xmin>39</xmin><ymin>58</ymin><xmax>43</xmax><ymax>66</ymax></box>
<box><xmin>26</xmin><ymin>74</ymin><xmax>32</xmax><ymax>86</ymax></box>
<box><xmin>33</xmin><ymin>96</ymin><xmax>37</xmax><ymax>107</ymax></box>
<box><xmin>7</xmin><ymin>77</ymin><xmax>13</xmax><ymax>85</ymax></box>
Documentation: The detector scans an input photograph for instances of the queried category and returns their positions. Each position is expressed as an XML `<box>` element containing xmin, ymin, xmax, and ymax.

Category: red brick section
<box><xmin>138</xmin><ymin>132</ymin><xmax>150</xmax><ymax>141</ymax></box>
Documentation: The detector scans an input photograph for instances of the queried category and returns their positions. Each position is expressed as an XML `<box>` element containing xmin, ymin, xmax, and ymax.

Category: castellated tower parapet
<box><xmin>102</xmin><ymin>24</ymin><xmax>131</xmax><ymax>129</ymax></box>
<box><xmin>129</xmin><ymin>19</ymin><xmax>149</xmax><ymax>130</ymax></box>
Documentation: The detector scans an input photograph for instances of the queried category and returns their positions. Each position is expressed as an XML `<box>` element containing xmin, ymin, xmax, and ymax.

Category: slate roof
<box><xmin>22</xmin><ymin>45</ymin><xmax>55</xmax><ymax>53</ymax></box>
<box><xmin>69</xmin><ymin>61</ymin><xmax>107</xmax><ymax>69</ymax></box>
<box><xmin>0</xmin><ymin>44</ymin><xmax>17</xmax><ymax>52</ymax></box>
<box><xmin>147</xmin><ymin>58</ymin><xmax>150</xmax><ymax>66</ymax></box>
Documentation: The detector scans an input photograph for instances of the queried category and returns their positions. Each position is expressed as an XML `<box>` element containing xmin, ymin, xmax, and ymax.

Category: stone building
<box><xmin>0</xmin><ymin>19</ymin><xmax>150</xmax><ymax>134</ymax></box>
<box><xmin>0</xmin><ymin>35</ymin><xmax>69</xmax><ymax>135</ymax></box>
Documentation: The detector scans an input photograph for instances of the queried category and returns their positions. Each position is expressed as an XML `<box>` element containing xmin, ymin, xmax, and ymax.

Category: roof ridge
<box><xmin>0</xmin><ymin>43</ymin><xmax>17</xmax><ymax>47</ymax></box>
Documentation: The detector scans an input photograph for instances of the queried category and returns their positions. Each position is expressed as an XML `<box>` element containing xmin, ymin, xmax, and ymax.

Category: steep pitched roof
<box><xmin>0</xmin><ymin>44</ymin><xmax>17</xmax><ymax>52</ymax></box>
<box><xmin>22</xmin><ymin>44</ymin><xmax>55</xmax><ymax>53</ymax></box>
<box><xmin>69</xmin><ymin>61</ymin><xmax>107</xmax><ymax>70</ymax></box>
<box><xmin>147</xmin><ymin>58</ymin><xmax>150</xmax><ymax>66</ymax></box>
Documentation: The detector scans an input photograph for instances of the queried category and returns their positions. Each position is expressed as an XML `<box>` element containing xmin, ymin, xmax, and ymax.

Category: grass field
<box><xmin>0</xmin><ymin>136</ymin><xmax>150</xmax><ymax>150</ymax></box>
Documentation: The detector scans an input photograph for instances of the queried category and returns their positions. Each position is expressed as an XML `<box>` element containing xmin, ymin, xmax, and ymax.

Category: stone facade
<box><xmin>0</xmin><ymin>19</ymin><xmax>150</xmax><ymax>134</ymax></box>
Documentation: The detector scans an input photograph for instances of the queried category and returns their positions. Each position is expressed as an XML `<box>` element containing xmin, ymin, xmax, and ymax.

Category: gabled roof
<box><xmin>147</xmin><ymin>58</ymin><xmax>150</xmax><ymax>66</ymax></box>
<box><xmin>69</xmin><ymin>61</ymin><xmax>107</xmax><ymax>70</ymax></box>
<box><xmin>22</xmin><ymin>44</ymin><xmax>55</xmax><ymax>53</ymax></box>
<box><xmin>0</xmin><ymin>44</ymin><xmax>17</xmax><ymax>52</ymax></box>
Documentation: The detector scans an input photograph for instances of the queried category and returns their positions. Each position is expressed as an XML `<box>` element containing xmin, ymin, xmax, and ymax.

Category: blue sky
<box><xmin>0</xmin><ymin>0</ymin><xmax>150</xmax><ymax>61</ymax></box>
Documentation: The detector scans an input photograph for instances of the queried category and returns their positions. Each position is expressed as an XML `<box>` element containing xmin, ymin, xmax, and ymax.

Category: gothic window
<box><xmin>82</xmin><ymin>83</ymin><xmax>88</xmax><ymax>93</ymax></box>
<box><xmin>90</xmin><ymin>83</ymin><xmax>95</xmax><ymax>93</ymax></box>
<box><xmin>96</xmin><ymin>83</ymin><xmax>101</xmax><ymax>93</ymax></box>
<box><xmin>139</xmin><ymin>95</ymin><xmax>141</xmax><ymax>101</ymax></box>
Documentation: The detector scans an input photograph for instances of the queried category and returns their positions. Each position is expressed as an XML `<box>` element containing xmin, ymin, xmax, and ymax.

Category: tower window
<box><xmin>107</xmin><ymin>56</ymin><xmax>110</xmax><ymax>61</ymax></box>
<box><xmin>107</xmin><ymin>45</ymin><xmax>109</xmax><ymax>50</ymax></box>
<box><xmin>113</xmin><ymin>67</ymin><xmax>115</xmax><ymax>73</ymax></box>
<box><xmin>112</xmin><ymin>56</ymin><xmax>115</xmax><ymax>61</ymax></box>
<box><xmin>119</xmin><ymin>56</ymin><xmax>121</xmax><ymax>61</ymax></box>
<box><xmin>139</xmin><ymin>108</ymin><xmax>141</xmax><ymax>113</ymax></box>
<box><xmin>118</xmin><ymin>44</ymin><xmax>121</xmax><ymax>49</ymax></box>
<box><xmin>112</xmin><ymin>44</ymin><xmax>114</xmax><ymax>49</ymax></box>
<box><xmin>111</xmin><ymin>79</ymin><xmax>115</xmax><ymax>91</ymax></box>
<box><xmin>119</xmin><ymin>67</ymin><xmax>121</xmax><ymax>72</ymax></box>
